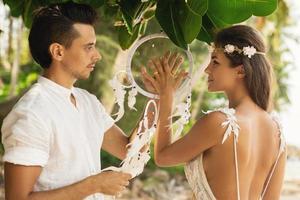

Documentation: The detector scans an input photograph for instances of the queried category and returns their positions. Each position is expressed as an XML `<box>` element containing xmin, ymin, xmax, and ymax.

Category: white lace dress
<box><xmin>184</xmin><ymin>108</ymin><xmax>285</xmax><ymax>200</ymax></box>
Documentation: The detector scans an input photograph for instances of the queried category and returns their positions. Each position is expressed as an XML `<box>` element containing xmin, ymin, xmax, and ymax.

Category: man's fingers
<box><xmin>123</xmin><ymin>180</ymin><xmax>130</xmax><ymax>186</ymax></box>
<box><xmin>120</xmin><ymin>172</ymin><xmax>132</xmax><ymax>180</ymax></box>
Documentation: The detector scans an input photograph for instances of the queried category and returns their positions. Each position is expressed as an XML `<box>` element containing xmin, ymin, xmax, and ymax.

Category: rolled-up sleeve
<box><xmin>1</xmin><ymin>109</ymin><xmax>50</xmax><ymax>166</ymax></box>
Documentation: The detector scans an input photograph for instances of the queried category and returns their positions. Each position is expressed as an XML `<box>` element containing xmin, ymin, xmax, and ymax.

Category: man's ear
<box><xmin>49</xmin><ymin>43</ymin><xmax>64</xmax><ymax>61</ymax></box>
<box><xmin>236</xmin><ymin>65</ymin><xmax>246</xmax><ymax>79</ymax></box>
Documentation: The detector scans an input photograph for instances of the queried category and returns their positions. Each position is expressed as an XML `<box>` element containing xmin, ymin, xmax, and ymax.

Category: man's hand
<box><xmin>90</xmin><ymin>171</ymin><xmax>131</xmax><ymax>196</ymax></box>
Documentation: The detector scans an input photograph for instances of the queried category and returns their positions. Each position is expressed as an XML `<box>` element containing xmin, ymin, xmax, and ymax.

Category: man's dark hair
<box><xmin>28</xmin><ymin>2</ymin><xmax>98</xmax><ymax>68</ymax></box>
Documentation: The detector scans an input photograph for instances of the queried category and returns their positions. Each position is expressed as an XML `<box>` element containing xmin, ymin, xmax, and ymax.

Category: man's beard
<box><xmin>72</xmin><ymin>70</ymin><xmax>90</xmax><ymax>80</ymax></box>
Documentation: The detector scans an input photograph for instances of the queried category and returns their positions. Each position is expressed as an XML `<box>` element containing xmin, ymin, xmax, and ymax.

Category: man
<box><xmin>1</xmin><ymin>2</ymin><xmax>133</xmax><ymax>200</ymax></box>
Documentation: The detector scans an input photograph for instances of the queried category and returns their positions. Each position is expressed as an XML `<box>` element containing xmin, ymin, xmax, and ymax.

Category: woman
<box><xmin>141</xmin><ymin>25</ymin><xmax>286</xmax><ymax>200</ymax></box>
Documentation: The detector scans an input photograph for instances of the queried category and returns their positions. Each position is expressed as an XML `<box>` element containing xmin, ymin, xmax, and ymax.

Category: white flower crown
<box><xmin>209</xmin><ymin>43</ymin><xmax>265</xmax><ymax>58</ymax></box>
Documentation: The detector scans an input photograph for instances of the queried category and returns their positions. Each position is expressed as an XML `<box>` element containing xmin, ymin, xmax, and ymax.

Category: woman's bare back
<box><xmin>203</xmin><ymin>107</ymin><xmax>286</xmax><ymax>200</ymax></box>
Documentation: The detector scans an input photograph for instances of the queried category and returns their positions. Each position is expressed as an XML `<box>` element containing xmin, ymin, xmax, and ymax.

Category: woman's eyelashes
<box><xmin>212</xmin><ymin>60</ymin><xmax>219</xmax><ymax>66</ymax></box>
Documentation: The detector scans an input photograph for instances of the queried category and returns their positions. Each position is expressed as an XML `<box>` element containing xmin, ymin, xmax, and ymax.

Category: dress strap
<box><xmin>204</xmin><ymin>108</ymin><xmax>241</xmax><ymax>200</ymax></box>
<box><xmin>204</xmin><ymin>108</ymin><xmax>240</xmax><ymax>143</ymax></box>
<box><xmin>260</xmin><ymin>112</ymin><xmax>286</xmax><ymax>198</ymax></box>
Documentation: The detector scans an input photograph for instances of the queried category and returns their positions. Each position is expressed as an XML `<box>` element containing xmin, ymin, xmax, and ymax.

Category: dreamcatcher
<box><xmin>102</xmin><ymin>33</ymin><xmax>194</xmax><ymax>199</ymax></box>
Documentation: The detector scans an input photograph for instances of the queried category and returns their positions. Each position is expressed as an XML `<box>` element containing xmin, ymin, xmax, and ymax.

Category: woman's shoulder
<box><xmin>197</xmin><ymin>107</ymin><xmax>240</xmax><ymax>144</ymax></box>
<box><xmin>202</xmin><ymin>107</ymin><xmax>238</xmax><ymax>126</ymax></box>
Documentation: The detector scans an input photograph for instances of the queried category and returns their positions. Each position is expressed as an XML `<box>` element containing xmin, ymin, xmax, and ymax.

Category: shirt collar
<box><xmin>38</xmin><ymin>76</ymin><xmax>75</xmax><ymax>98</ymax></box>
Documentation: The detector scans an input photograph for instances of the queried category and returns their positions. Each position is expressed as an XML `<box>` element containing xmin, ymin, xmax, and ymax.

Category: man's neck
<box><xmin>43</xmin><ymin>69</ymin><xmax>76</xmax><ymax>89</ymax></box>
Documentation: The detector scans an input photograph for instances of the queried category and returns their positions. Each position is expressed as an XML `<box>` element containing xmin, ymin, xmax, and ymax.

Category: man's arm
<box><xmin>102</xmin><ymin>103</ymin><xmax>156</xmax><ymax>160</ymax></box>
<box><xmin>5</xmin><ymin>162</ymin><xmax>131</xmax><ymax>200</ymax></box>
<box><xmin>102</xmin><ymin>125</ymin><xmax>130</xmax><ymax>160</ymax></box>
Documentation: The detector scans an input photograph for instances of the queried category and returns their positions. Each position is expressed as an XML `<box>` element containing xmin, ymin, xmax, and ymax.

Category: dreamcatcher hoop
<box><xmin>126</xmin><ymin>32</ymin><xmax>194</xmax><ymax>99</ymax></box>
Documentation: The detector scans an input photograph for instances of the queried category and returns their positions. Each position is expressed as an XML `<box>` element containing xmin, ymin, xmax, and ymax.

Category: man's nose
<box><xmin>95</xmin><ymin>50</ymin><xmax>102</xmax><ymax>62</ymax></box>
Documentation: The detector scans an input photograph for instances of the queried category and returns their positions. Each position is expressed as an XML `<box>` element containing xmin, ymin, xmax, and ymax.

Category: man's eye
<box><xmin>86</xmin><ymin>46</ymin><xmax>94</xmax><ymax>51</ymax></box>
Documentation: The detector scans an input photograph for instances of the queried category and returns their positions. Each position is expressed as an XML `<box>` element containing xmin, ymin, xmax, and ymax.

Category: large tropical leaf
<box><xmin>156</xmin><ymin>0</ymin><xmax>209</xmax><ymax>48</ymax></box>
<box><xmin>207</xmin><ymin>0</ymin><xmax>278</xmax><ymax>25</ymax></box>
<box><xmin>3</xmin><ymin>0</ymin><xmax>278</xmax><ymax>49</ymax></box>
<box><xmin>179</xmin><ymin>0</ymin><xmax>207</xmax><ymax>43</ymax></box>
<box><xmin>155</xmin><ymin>0</ymin><xmax>187</xmax><ymax>49</ymax></box>
<box><xmin>196</xmin><ymin>12</ymin><xmax>230</xmax><ymax>44</ymax></box>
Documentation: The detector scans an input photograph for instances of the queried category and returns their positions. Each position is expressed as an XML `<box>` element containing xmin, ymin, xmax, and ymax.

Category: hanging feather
<box><xmin>128</xmin><ymin>85</ymin><xmax>138</xmax><ymax>111</ymax></box>
<box><xmin>109</xmin><ymin>76</ymin><xmax>127</xmax><ymax>122</ymax></box>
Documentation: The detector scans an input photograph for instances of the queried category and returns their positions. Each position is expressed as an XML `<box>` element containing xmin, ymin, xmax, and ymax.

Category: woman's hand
<box><xmin>141</xmin><ymin>51</ymin><xmax>188</xmax><ymax>98</ymax></box>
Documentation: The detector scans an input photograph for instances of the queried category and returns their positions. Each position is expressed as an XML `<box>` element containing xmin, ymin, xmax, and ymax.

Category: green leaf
<box><xmin>207</xmin><ymin>0</ymin><xmax>278</xmax><ymax>25</ymax></box>
<box><xmin>186</xmin><ymin>0</ymin><xmax>207</xmax><ymax>16</ymax></box>
<box><xmin>3</xmin><ymin>0</ymin><xmax>24</xmax><ymax>17</ymax></box>
<box><xmin>155</xmin><ymin>0</ymin><xmax>187</xmax><ymax>49</ymax></box>
<box><xmin>46</xmin><ymin>0</ymin><xmax>70</xmax><ymax>4</ymax></box>
<box><xmin>142</xmin><ymin>7</ymin><xmax>155</xmax><ymax>20</ymax></box>
<box><xmin>72</xmin><ymin>0</ymin><xmax>105</xmax><ymax>7</ymax></box>
<box><xmin>179</xmin><ymin>0</ymin><xmax>207</xmax><ymax>43</ymax></box>
<box><xmin>196</xmin><ymin>14</ymin><xmax>216</xmax><ymax>43</ymax></box>
<box><xmin>23</xmin><ymin>0</ymin><xmax>40</xmax><ymax>27</ymax></box>
<box><xmin>119</xmin><ymin>0</ymin><xmax>143</xmax><ymax>34</ymax></box>
<box><xmin>118</xmin><ymin>24</ymin><xmax>140</xmax><ymax>50</ymax></box>
<box><xmin>196</xmin><ymin>13</ymin><xmax>230</xmax><ymax>44</ymax></box>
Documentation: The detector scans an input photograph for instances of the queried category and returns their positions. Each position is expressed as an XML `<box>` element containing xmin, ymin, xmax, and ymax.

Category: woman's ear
<box><xmin>49</xmin><ymin>43</ymin><xmax>64</xmax><ymax>61</ymax></box>
<box><xmin>236</xmin><ymin>65</ymin><xmax>246</xmax><ymax>79</ymax></box>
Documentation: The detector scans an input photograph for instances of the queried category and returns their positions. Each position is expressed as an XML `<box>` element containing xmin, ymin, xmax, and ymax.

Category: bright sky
<box><xmin>280</xmin><ymin>0</ymin><xmax>300</xmax><ymax>147</ymax></box>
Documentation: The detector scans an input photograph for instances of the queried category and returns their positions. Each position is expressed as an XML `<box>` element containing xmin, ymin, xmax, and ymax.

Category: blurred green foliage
<box><xmin>0</xmin><ymin>0</ymin><xmax>292</xmax><ymax>176</ymax></box>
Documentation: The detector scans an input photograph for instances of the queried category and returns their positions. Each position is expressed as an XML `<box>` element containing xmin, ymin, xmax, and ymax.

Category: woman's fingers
<box><xmin>141</xmin><ymin>67</ymin><xmax>160</xmax><ymax>93</ymax></box>
<box><xmin>175</xmin><ymin>70</ymin><xmax>189</xmax><ymax>89</ymax></box>
<box><xmin>147</xmin><ymin>60</ymin><xmax>156</xmax><ymax>73</ymax></box>
<box><xmin>169</xmin><ymin>52</ymin><xmax>179</xmax><ymax>70</ymax></box>
<box><xmin>141</xmin><ymin>67</ymin><xmax>156</xmax><ymax>93</ymax></box>
<box><xmin>151</xmin><ymin>58</ymin><xmax>165</xmax><ymax>82</ymax></box>
<box><xmin>172</xmin><ymin>55</ymin><xmax>184</xmax><ymax>75</ymax></box>
<box><xmin>164</xmin><ymin>51</ymin><xmax>171</xmax><ymax>60</ymax></box>
<box><xmin>161</xmin><ymin>55</ymin><xmax>171</xmax><ymax>74</ymax></box>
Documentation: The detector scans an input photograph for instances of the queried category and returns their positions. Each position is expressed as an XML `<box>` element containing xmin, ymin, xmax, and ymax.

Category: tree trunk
<box><xmin>9</xmin><ymin>19</ymin><xmax>23</xmax><ymax>97</ymax></box>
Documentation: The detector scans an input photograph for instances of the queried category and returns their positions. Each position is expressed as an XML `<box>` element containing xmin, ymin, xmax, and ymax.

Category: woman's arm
<box><xmin>154</xmin><ymin>102</ymin><xmax>227</xmax><ymax>167</ymax></box>
<box><xmin>142</xmin><ymin>52</ymin><xmax>226</xmax><ymax>167</ymax></box>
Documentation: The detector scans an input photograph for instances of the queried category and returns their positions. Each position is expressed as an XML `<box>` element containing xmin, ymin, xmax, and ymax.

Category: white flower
<box><xmin>224</xmin><ymin>44</ymin><xmax>235</xmax><ymax>53</ymax></box>
<box><xmin>243</xmin><ymin>46</ymin><xmax>257</xmax><ymax>58</ymax></box>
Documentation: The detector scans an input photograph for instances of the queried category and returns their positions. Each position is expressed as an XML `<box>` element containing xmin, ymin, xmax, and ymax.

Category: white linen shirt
<box><xmin>1</xmin><ymin>76</ymin><xmax>115</xmax><ymax>199</ymax></box>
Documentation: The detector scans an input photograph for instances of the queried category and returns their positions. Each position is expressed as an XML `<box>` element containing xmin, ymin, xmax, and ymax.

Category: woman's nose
<box><xmin>204</xmin><ymin>64</ymin><xmax>211</xmax><ymax>74</ymax></box>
